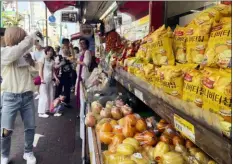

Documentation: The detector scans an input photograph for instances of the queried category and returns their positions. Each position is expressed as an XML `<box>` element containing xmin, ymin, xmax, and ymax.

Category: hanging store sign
<box><xmin>104</xmin><ymin>13</ymin><xmax>115</xmax><ymax>33</ymax></box>
<box><xmin>80</xmin><ymin>24</ymin><xmax>93</xmax><ymax>38</ymax></box>
<box><xmin>61</xmin><ymin>11</ymin><xmax>78</xmax><ymax>23</ymax></box>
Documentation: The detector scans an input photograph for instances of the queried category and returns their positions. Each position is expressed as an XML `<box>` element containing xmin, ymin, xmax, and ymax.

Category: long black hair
<box><xmin>79</xmin><ymin>38</ymin><xmax>90</xmax><ymax>49</ymax></box>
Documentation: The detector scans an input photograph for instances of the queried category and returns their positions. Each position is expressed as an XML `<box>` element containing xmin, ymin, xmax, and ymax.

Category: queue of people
<box><xmin>1</xmin><ymin>26</ymin><xmax>94</xmax><ymax>164</ymax></box>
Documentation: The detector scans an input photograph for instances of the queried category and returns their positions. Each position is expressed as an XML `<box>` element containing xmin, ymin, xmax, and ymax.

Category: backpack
<box><xmin>88</xmin><ymin>54</ymin><xmax>98</xmax><ymax>72</ymax></box>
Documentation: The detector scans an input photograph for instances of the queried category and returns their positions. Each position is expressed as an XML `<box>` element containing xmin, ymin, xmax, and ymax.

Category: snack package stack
<box><xmin>143</xmin><ymin>63</ymin><xmax>155</xmax><ymax>86</ymax></box>
<box><xmin>186</xmin><ymin>22</ymin><xmax>212</xmax><ymax>65</ymax></box>
<box><xmin>201</xmin><ymin>68</ymin><xmax>232</xmax><ymax>138</ymax></box>
<box><xmin>202</xmin><ymin>17</ymin><xmax>232</xmax><ymax>68</ymax></box>
<box><xmin>182</xmin><ymin>69</ymin><xmax>203</xmax><ymax>119</ymax></box>
<box><xmin>150</xmin><ymin>25</ymin><xmax>175</xmax><ymax>66</ymax></box>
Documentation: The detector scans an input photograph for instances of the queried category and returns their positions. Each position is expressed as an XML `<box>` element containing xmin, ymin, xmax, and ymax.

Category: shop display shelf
<box><xmin>113</xmin><ymin>68</ymin><xmax>232</xmax><ymax>164</ymax></box>
<box><xmin>86</xmin><ymin>103</ymin><xmax>102</xmax><ymax>164</ymax></box>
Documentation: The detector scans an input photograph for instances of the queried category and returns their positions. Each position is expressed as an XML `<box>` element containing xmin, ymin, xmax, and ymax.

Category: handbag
<box><xmin>33</xmin><ymin>76</ymin><xmax>41</xmax><ymax>85</ymax></box>
<box><xmin>33</xmin><ymin>58</ymin><xmax>45</xmax><ymax>85</ymax></box>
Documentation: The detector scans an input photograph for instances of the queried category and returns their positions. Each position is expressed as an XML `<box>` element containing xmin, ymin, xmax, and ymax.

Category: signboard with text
<box><xmin>61</xmin><ymin>11</ymin><xmax>78</xmax><ymax>23</ymax></box>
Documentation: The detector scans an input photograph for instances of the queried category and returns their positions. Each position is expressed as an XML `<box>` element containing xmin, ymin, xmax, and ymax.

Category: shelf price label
<box><xmin>120</xmin><ymin>79</ymin><xmax>124</xmax><ymax>85</ymax></box>
<box><xmin>134</xmin><ymin>88</ymin><xmax>144</xmax><ymax>102</ymax></box>
<box><xmin>174</xmin><ymin>114</ymin><xmax>195</xmax><ymax>143</ymax></box>
<box><xmin>128</xmin><ymin>84</ymin><xmax>133</xmax><ymax>92</ymax></box>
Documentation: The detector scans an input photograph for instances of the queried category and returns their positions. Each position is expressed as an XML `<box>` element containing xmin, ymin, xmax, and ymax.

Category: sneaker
<box><xmin>38</xmin><ymin>114</ymin><xmax>49</xmax><ymax>118</ymax></box>
<box><xmin>23</xmin><ymin>152</ymin><xmax>36</xmax><ymax>164</ymax></box>
<box><xmin>1</xmin><ymin>156</ymin><xmax>9</xmax><ymax>164</ymax></box>
<box><xmin>34</xmin><ymin>94</ymin><xmax>40</xmax><ymax>100</ymax></box>
<box><xmin>54</xmin><ymin>113</ymin><xmax>62</xmax><ymax>117</ymax></box>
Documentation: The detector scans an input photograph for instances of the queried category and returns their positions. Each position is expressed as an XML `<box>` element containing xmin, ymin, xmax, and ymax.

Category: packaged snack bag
<box><xmin>173</xmin><ymin>25</ymin><xmax>187</xmax><ymax>63</ymax></box>
<box><xmin>154</xmin><ymin>66</ymin><xmax>161</xmax><ymax>89</ymax></box>
<box><xmin>159</xmin><ymin>66</ymin><xmax>183</xmax><ymax>98</ymax></box>
<box><xmin>136</xmin><ymin>44</ymin><xmax>148</xmax><ymax>58</ymax></box>
<box><xmin>193</xmin><ymin>4</ymin><xmax>231</xmax><ymax>25</ymax></box>
<box><xmin>143</xmin><ymin>63</ymin><xmax>155</xmax><ymax>85</ymax></box>
<box><xmin>186</xmin><ymin>22</ymin><xmax>212</xmax><ymax>64</ymax></box>
<box><xmin>151</xmin><ymin>26</ymin><xmax>175</xmax><ymax>66</ymax></box>
<box><xmin>183</xmin><ymin>69</ymin><xmax>203</xmax><ymax>107</ymax></box>
<box><xmin>202</xmin><ymin>17</ymin><xmax>231</xmax><ymax>68</ymax></box>
<box><xmin>202</xmin><ymin>68</ymin><xmax>231</xmax><ymax>122</ymax></box>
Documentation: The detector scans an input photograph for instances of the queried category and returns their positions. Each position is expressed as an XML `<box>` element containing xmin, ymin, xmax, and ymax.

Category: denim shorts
<box><xmin>1</xmin><ymin>91</ymin><xmax>36</xmax><ymax>130</ymax></box>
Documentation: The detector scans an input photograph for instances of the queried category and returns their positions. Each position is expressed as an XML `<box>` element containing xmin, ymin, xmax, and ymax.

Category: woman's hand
<box><xmin>24</xmin><ymin>53</ymin><xmax>35</xmax><ymax>67</ymax></box>
<box><xmin>41</xmin><ymin>79</ymin><xmax>46</xmax><ymax>84</ymax></box>
<box><xmin>55</xmin><ymin>78</ymin><xmax>60</xmax><ymax>85</ymax></box>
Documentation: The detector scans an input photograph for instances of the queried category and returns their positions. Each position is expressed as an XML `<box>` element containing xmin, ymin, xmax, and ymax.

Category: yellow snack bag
<box><xmin>183</xmin><ymin>69</ymin><xmax>203</xmax><ymax>107</ymax></box>
<box><xmin>202</xmin><ymin>68</ymin><xmax>231</xmax><ymax>120</ymax></box>
<box><xmin>186</xmin><ymin>22</ymin><xmax>212</xmax><ymax>64</ymax></box>
<box><xmin>136</xmin><ymin>44</ymin><xmax>147</xmax><ymax>58</ymax></box>
<box><xmin>143</xmin><ymin>63</ymin><xmax>155</xmax><ymax>85</ymax></box>
<box><xmin>154</xmin><ymin>67</ymin><xmax>161</xmax><ymax>88</ymax></box>
<box><xmin>202</xmin><ymin>17</ymin><xmax>231</xmax><ymax>68</ymax></box>
<box><xmin>159</xmin><ymin>66</ymin><xmax>183</xmax><ymax>98</ymax></box>
<box><xmin>151</xmin><ymin>26</ymin><xmax>175</xmax><ymax>66</ymax></box>
<box><xmin>132</xmin><ymin>58</ymin><xmax>146</xmax><ymax>80</ymax></box>
<box><xmin>194</xmin><ymin>4</ymin><xmax>231</xmax><ymax>25</ymax></box>
<box><xmin>173</xmin><ymin>25</ymin><xmax>187</xmax><ymax>63</ymax></box>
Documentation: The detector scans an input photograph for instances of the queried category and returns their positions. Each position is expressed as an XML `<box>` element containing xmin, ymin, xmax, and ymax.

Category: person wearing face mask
<box><xmin>38</xmin><ymin>46</ymin><xmax>59</xmax><ymax>118</ymax></box>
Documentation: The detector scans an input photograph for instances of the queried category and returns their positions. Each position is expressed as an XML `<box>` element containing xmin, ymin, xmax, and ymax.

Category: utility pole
<box><xmin>45</xmin><ymin>5</ymin><xmax>48</xmax><ymax>46</ymax></box>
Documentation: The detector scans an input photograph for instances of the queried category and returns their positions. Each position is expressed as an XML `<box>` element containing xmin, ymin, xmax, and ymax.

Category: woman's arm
<box><xmin>38</xmin><ymin>59</ymin><xmax>45</xmax><ymax>83</ymax></box>
<box><xmin>77</xmin><ymin>51</ymin><xmax>91</xmax><ymax>67</ymax></box>
<box><xmin>53</xmin><ymin>66</ymin><xmax>60</xmax><ymax>85</ymax></box>
<box><xmin>1</xmin><ymin>32</ymin><xmax>38</xmax><ymax>65</ymax></box>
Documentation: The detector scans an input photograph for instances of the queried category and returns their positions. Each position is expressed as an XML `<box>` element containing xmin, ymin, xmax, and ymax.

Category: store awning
<box><xmin>44</xmin><ymin>1</ymin><xmax>76</xmax><ymax>13</ymax></box>
<box><xmin>119</xmin><ymin>1</ymin><xmax>149</xmax><ymax>19</ymax></box>
<box><xmin>71</xmin><ymin>32</ymin><xmax>82</xmax><ymax>41</ymax></box>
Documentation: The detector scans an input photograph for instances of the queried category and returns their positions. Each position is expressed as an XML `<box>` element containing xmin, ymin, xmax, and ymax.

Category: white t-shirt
<box><xmin>32</xmin><ymin>49</ymin><xmax>44</xmax><ymax>62</ymax></box>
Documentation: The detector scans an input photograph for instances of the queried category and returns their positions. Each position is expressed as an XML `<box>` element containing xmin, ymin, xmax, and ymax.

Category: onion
<box><xmin>115</xmin><ymin>99</ymin><xmax>125</xmax><ymax>107</ymax></box>
<box><xmin>106</xmin><ymin>101</ymin><xmax>114</xmax><ymax>109</ymax></box>
<box><xmin>135</xmin><ymin>119</ymin><xmax>147</xmax><ymax>132</ymax></box>
<box><xmin>159</xmin><ymin>135</ymin><xmax>172</xmax><ymax>144</ymax></box>
<box><xmin>185</xmin><ymin>140</ymin><xmax>195</xmax><ymax>149</ymax></box>
<box><xmin>121</xmin><ymin>104</ymin><xmax>133</xmax><ymax>116</ymax></box>
<box><xmin>100</xmin><ymin>108</ymin><xmax>112</xmax><ymax>118</ymax></box>
<box><xmin>164</xmin><ymin>124</ymin><xmax>177</xmax><ymax>138</ymax></box>
<box><xmin>156</xmin><ymin>122</ymin><xmax>168</xmax><ymax>133</ymax></box>
<box><xmin>85</xmin><ymin>114</ymin><xmax>96</xmax><ymax>127</ymax></box>
<box><xmin>125</xmin><ymin>114</ymin><xmax>137</xmax><ymax>126</ymax></box>
<box><xmin>100</xmin><ymin>122</ymin><xmax>113</xmax><ymax>132</ymax></box>
<box><xmin>172</xmin><ymin>136</ymin><xmax>185</xmax><ymax>146</ymax></box>
<box><xmin>91</xmin><ymin>101</ymin><xmax>102</xmax><ymax>114</ymax></box>
<box><xmin>111</xmin><ymin>106</ymin><xmax>123</xmax><ymax>120</ymax></box>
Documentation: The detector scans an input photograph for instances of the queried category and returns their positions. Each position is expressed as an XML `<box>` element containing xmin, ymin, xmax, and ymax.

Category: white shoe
<box><xmin>23</xmin><ymin>152</ymin><xmax>36</xmax><ymax>164</ymax></box>
<box><xmin>34</xmin><ymin>94</ymin><xmax>40</xmax><ymax>100</ymax></box>
<box><xmin>1</xmin><ymin>156</ymin><xmax>9</xmax><ymax>164</ymax></box>
<box><xmin>54</xmin><ymin>113</ymin><xmax>62</xmax><ymax>117</ymax></box>
<box><xmin>38</xmin><ymin>114</ymin><xmax>49</xmax><ymax>118</ymax></box>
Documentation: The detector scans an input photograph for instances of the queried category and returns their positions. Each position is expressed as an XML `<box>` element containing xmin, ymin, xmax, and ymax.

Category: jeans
<box><xmin>1</xmin><ymin>91</ymin><xmax>36</xmax><ymax>158</ymax></box>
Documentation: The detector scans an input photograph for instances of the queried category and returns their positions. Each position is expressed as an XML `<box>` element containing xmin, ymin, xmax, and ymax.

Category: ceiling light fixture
<box><xmin>100</xmin><ymin>1</ymin><xmax>118</xmax><ymax>20</ymax></box>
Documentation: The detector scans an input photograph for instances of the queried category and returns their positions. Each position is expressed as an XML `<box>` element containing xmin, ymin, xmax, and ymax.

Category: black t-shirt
<box><xmin>60</xmin><ymin>57</ymin><xmax>72</xmax><ymax>78</ymax></box>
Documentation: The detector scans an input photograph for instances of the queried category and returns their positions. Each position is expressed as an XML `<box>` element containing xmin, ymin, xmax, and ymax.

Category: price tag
<box><xmin>128</xmin><ymin>84</ymin><xmax>133</xmax><ymax>92</ymax></box>
<box><xmin>120</xmin><ymin>79</ymin><xmax>124</xmax><ymax>85</ymax></box>
<box><xmin>174</xmin><ymin>114</ymin><xmax>195</xmax><ymax>143</ymax></box>
<box><xmin>134</xmin><ymin>88</ymin><xmax>144</xmax><ymax>102</ymax></box>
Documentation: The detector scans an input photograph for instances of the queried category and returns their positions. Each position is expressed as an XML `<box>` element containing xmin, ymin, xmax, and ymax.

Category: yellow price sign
<box><xmin>174</xmin><ymin>114</ymin><xmax>195</xmax><ymax>143</ymax></box>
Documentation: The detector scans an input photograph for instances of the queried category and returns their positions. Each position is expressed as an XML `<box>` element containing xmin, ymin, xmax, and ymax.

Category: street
<box><xmin>2</xmin><ymin>96</ymin><xmax>82</xmax><ymax>164</ymax></box>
